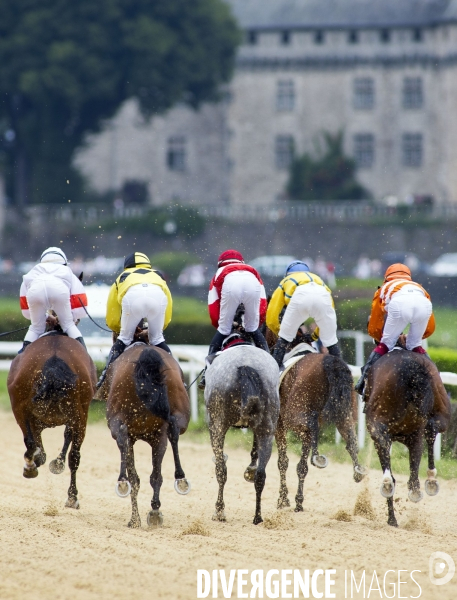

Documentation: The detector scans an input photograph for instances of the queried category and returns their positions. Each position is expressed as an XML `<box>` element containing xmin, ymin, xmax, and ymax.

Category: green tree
<box><xmin>286</xmin><ymin>132</ymin><xmax>370</xmax><ymax>201</ymax></box>
<box><xmin>0</xmin><ymin>0</ymin><xmax>240</xmax><ymax>206</ymax></box>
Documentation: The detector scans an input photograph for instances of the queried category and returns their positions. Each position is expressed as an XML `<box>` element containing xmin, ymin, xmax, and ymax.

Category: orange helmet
<box><xmin>384</xmin><ymin>263</ymin><xmax>412</xmax><ymax>282</ymax></box>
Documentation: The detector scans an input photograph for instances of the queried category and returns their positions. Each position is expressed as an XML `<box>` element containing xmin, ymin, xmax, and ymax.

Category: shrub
<box><xmin>150</xmin><ymin>252</ymin><xmax>202</xmax><ymax>281</ymax></box>
<box><xmin>336</xmin><ymin>298</ymin><xmax>372</xmax><ymax>332</ymax></box>
<box><xmin>428</xmin><ymin>347</ymin><xmax>457</xmax><ymax>374</ymax></box>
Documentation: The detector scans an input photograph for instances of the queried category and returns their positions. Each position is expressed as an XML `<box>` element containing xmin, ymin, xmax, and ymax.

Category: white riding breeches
<box><xmin>119</xmin><ymin>283</ymin><xmax>168</xmax><ymax>346</ymax></box>
<box><xmin>279</xmin><ymin>283</ymin><xmax>338</xmax><ymax>347</ymax></box>
<box><xmin>381</xmin><ymin>289</ymin><xmax>432</xmax><ymax>351</ymax></box>
<box><xmin>25</xmin><ymin>277</ymin><xmax>81</xmax><ymax>342</ymax></box>
<box><xmin>218</xmin><ymin>271</ymin><xmax>262</xmax><ymax>335</ymax></box>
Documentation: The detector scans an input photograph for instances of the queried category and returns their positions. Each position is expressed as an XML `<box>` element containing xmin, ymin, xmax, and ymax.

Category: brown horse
<box><xmin>104</xmin><ymin>343</ymin><xmax>191</xmax><ymax>528</ymax></box>
<box><xmin>7</xmin><ymin>333</ymin><xmax>97</xmax><ymax>508</ymax></box>
<box><xmin>266</xmin><ymin>327</ymin><xmax>365</xmax><ymax>512</ymax></box>
<box><xmin>364</xmin><ymin>350</ymin><xmax>451</xmax><ymax>527</ymax></box>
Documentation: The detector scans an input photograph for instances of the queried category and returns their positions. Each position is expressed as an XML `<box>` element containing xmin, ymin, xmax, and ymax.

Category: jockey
<box><xmin>354</xmin><ymin>263</ymin><xmax>435</xmax><ymax>395</ymax></box>
<box><xmin>198</xmin><ymin>249</ymin><xmax>269</xmax><ymax>390</ymax></box>
<box><xmin>96</xmin><ymin>252</ymin><xmax>172</xmax><ymax>389</ymax></box>
<box><xmin>19</xmin><ymin>247</ymin><xmax>88</xmax><ymax>353</ymax></box>
<box><xmin>267</xmin><ymin>261</ymin><xmax>341</xmax><ymax>367</ymax></box>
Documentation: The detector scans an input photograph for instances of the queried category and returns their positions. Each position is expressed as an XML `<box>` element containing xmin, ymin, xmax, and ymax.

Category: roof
<box><xmin>226</xmin><ymin>0</ymin><xmax>457</xmax><ymax>30</ymax></box>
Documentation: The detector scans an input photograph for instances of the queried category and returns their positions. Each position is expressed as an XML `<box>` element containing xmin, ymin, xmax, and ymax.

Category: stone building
<box><xmin>74</xmin><ymin>0</ymin><xmax>457</xmax><ymax>206</ymax></box>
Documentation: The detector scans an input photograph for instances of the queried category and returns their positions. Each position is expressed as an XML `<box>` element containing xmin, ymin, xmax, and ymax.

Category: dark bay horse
<box><xmin>8</xmin><ymin>333</ymin><xmax>97</xmax><ymax>508</ymax></box>
<box><xmin>205</xmin><ymin>344</ymin><xmax>280</xmax><ymax>524</ymax></box>
<box><xmin>364</xmin><ymin>350</ymin><xmax>451</xmax><ymax>527</ymax></box>
<box><xmin>104</xmin><ymin>344</ymin><xmax>191</xmax><ymax>528</ymax></box>
<box><xmin>266</xmin><ymin>327</ymin><xmax>365</xmax><ymax>512</ymax></box>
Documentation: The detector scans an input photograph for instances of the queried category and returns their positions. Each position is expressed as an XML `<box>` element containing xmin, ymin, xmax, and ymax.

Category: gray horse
<box><xmin>205</xmin><ymin>344</ymin><xmax>280</xmax><ymax>524</ymax></box>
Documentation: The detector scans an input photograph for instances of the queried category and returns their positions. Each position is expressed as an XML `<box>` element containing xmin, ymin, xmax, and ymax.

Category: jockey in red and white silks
<box><xmin>18</xmin><ymin>247</ymin><xmax>88</xmax><ymax>353</ymax></box>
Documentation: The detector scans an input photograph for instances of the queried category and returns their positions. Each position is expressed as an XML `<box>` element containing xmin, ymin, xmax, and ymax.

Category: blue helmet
<box><xmin>285</xmin><ymin>261</ymin><xmax>310</xmax><ymax>275</ymax></box>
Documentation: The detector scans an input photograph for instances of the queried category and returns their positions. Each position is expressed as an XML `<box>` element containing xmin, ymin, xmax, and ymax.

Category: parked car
<box><xmin>428</xmin><ymin>253</ymin><xmax>457</xmax><ymax>277</ymax></box>
<box><xmin>249</xmin><ymin>255</ymin><xmax>297</xmax><ymax>277</ymax></box>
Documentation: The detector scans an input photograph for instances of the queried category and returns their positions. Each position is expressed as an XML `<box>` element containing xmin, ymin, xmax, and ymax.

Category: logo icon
<box><xmin>429</xmin><ymin>552</ymin><xmax>455</xmax><ymax>586</ymax></box>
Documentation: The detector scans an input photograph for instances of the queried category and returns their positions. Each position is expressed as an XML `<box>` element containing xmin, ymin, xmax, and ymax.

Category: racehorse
<box><xmin>205</xmin><ymin>343</ymin><xmax>280</xmax><ymax>525</ymax></box>
<box><xmin>8</xmin><ymin>332</ymin><xmax>97</xmax><ymax>508</ymax></box>
<box><xmin>364</xmin><ymin>350</ymin><xmax>451</xmax><ymax>527</ymax></box>
<box><xmin>266</xmin><ymin>327</ymin><xmax>366</xmax><ymax>512</ymax></box>
<box><xmin>104</xmin><ymin>342</ymin><xmax>191</xmax><ymax>528</ymax></box>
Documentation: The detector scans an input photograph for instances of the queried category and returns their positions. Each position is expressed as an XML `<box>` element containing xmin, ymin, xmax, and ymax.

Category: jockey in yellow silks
<box><xmin>267</xmin><ymin>261</ymin><xmax>341</xmax><ymax>367</ymax></box>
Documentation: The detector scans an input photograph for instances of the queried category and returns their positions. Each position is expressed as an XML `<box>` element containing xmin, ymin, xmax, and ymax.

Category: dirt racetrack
<box><xmin>1</xmin><ymin>410</ymin><xmax>456</xmax><ymax>600</ymax></box>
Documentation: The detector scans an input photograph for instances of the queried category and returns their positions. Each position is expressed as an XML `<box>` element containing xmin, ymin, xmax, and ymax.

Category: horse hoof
<box><xmin>408</xmin><ymin>489</ymin><xmax>423</xmax><ymax>503</ymax></box>
<box><xmin>380</xmin><ymin>481</ymin><xmax>395</xmax><ymax>498</ymax></box>
<box><xmin>147</xmin><ymin>510</ymin><xmax>163</xmax><ymax>528</ymax></box>
<box><xmin>294</xmin><ymin>506</ymin><xmax>304</xmax><ymax>513</ymax></box>
<box><xmin>355</xmin><ymin>465</ymin><xmax>368</xmax><ymax>477</ymax></box>
<box><xmin>115</xmin><ymin>480</ymin><xmax>132</xmax><ymax>498</ymax></box>
<box><xmin>253</xmin><ymin>516</ymin><xmax>263</xmax><ymax>525</ymax></box>
<box><xmin>65</xmin><ymin>498</ymin><xmax>80</xmax><ymax>510</ymax></box>
<box><xmin>212</xmin><ymin>453</ymin><xmax>228</xmax><ymax>464</ymax></box>
<box><xmin>425</xmin><ymin>479</ymin><xmax>439</xmax><ymax>497</ymax></box>
<box><xmin>277</xmin><ymin>498</ymin><xmax>290</xmax><ymax>509</ymax></box>
<box><xmin>23</xmin><ymin>467</ymin><xmax>39</xmax><ymax>479</ymax></box>
<box><xmin>128</xmin><ymin>519</ymin><xmax>141</xmax><ymax>529</ymax></box>
<box><xmin>244</xmin><ymin>466</ymin><xmax>257</xmax><ymax>483</ymax></box>
<box><xmin>212</xmin><ymin>510</ymin><xmax>226</xmax><ymax>522</ymax></box>
<box><xmin>49</xmin><ymin>458</ymin><xmax>65</xmax><ymax>475</ymax></box>
<box><xmin>312</xmin><ymin>454</ymin><xmax>328</xmax><ymax>469</ymax></box>
<box><xmin>174</xmin><ymin>478</ymin><xmax>191</xmax><ymax>495</ymax></box>
<box><xmin>388</xmin><ymin>518</ymin><xmax>398</xmax><ymax>528</ymax></box>
<box><xmin>34</xmin><ymin>449</ymin><xmax>46</xmax><ymax>468</ymax></box>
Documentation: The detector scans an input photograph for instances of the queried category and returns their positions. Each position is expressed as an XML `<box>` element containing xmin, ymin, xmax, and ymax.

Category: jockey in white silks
<box><xmin>18</xmin><ymin>247</ymin><xmax>88</xmax><ymax>353</ymax></box>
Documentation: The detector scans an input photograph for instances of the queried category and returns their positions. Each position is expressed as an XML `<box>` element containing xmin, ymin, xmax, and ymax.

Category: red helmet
<box><xmin>217</xmin><ymin>249</ymin><xmax>244</xmax><ymax>267</ymax></box>
<box><xmin>384</xmin><ymin>263</ymin><xmax>412</xmax><ymax>282</ymax></box>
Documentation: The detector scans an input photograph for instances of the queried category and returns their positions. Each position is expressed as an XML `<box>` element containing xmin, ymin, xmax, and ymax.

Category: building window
<box><xmin>275</xmin><ymin>135</ymin><xmax>295</xmax><ymax>169</ymax></box>
<box><xmin>167</xmin><ymin>136</ymin><xmax>186</xmax><ymax>171</ymax></box>
<box><xmin>354</xmin><ymin>134</ymin><xmax>375</xmax><ymax>168</ymax></box>
<box><xmin>348</xmin><ymin>30</ymin><xmax>359</xmax><ymax>44</ymax></box>
<box><xmin>281</xmin><ymin>30</ymin><xmax>291</xmax><ymax>45</ymax></box>
<box><xmin>402</xmin><ymin>133</ymin><xmax>423</xmax><ymax>167</ymax></box>
<box><xmin>403</xmin><ymin>77</ymin><xmax>423</xmax><ymax>109</ymax></box>
<box><xmin>353</xmin><ymin>78</ymin><xmax>374</xmax><ymax>109</ymax></box>
<box><xmin>247</xmin><ymin>30</ymin><xmax>257</xmax><ymax>45</ymax></box>
<box><xmin>314</xmin><ymin>30</ymin><xmax>324</xmax><ymax>44</ymax></box>
<box><xmin>413</xmin><ymin>29</ymin><xmax>423</xmax><ymax>42</ymax></box>
<box><xmin>276</xmin><ymin>80</ymin><xmax>295</xmax><ymax>111</ymax></box>
<box><xmin>380</xmin><ymin>29</ymin><xmax>390</xmax><ymax>43</ymax></box>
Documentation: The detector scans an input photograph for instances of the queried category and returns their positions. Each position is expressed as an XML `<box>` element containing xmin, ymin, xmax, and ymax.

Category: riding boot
<box><xmin>198</xmin><ymin>331</ymin><xmax>226</xmax><ymax>390</ymax></box>
<box><xmin>354</xmin><ymin>350</ymin><xmax>383</xmax><ymax>395</ymax></box>
<box><xmin>75</xmin><ymin>337</ymin><xmax>87</xmax><ymax>350</ymax></box>
<box><xmin>411</xmin><ymin>346</ymin><xmax>432</xmax><ymax>361</ymax></box>
<box><xmin>96</xmin><ymin>338</ymin><xmax>127</xmax><ymax>389</ymax></box>
<box><xmin>249</xmin><ymin>328</ymin><xmax>270</xmax><ymax>352</ymax></box>
<box><xmin>155</xmin><ymin>341</ymin><xmax>172</xmax><ymax>354</ymax></box>
<box><xmin>327</xmin><ymin>343</ymin><xmax>341</xmax><ymax>358</ymax></box>
<box><xmin>18</xmin><ymin>340</ymin><xmax>32</xmax><ymax>354</ymax></box>
<box><xmin>272</xmin><ymin>337</ymin><xmax>289</xmax><ymax>368</ymax></box>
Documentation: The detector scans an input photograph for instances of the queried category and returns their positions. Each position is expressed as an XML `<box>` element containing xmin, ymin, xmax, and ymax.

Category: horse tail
<box><xmin>134</xmin><ymin>347</ymin><xmax>170</xmax><ymax>422</ymax></box>
<box><xmin>238</xmin><ymin>366</ymin><xmax>263</xmax><ymax>419</ymax></box>
<box><xmin>321</xmin><ymin>355</ymin><xmax>354</xmax><ymax>424</ymax></box>
<box><xmin>398</xmin><ymin>355</ymin><xmax>433</xmax><ymax>417</ymax></box>
<box><xmin>33</xmin><ymin>356</ymin><xmax>78</xmax><ymax>403</ymax></box>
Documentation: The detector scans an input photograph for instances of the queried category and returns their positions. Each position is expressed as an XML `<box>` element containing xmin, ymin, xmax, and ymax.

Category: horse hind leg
<box><xmin>126</xmin><ymin>443</ymin><xmax>141</xmax><ymax>528</ymax></box>
<box><xmin>424</xmin><ymin>419</ymin><xmax>440</xmax><ymax>497</ymax></box>
<box><xmin>147</xmin><ymin>431</ymin><xmax>167</xmax><ymax>528</ymax></box>
<box><xmin>276</xmin><ymin>419</ymin><xmax>290</xmax><ymax>509</ymax></box>
<box><xmin>167</xmin><ymin>415</ymin><xmax>191</xmax><ymax>495</ymax></box>
<box><xmin>295</xmin><ymin>429</ymin><xmax>312</xmax><ymax>513</ymax></box>
<box><xmin>405</xmin><ymin>431</ymin><xmax>424</xmax><ymax>504</ymax></box>
<box><xmin>49</xmin><ymin>426</ymin><xmax>72</xmax><ymax>475</ymax></box>
<box><xmin>244</xmin><ymin>433</ymin><xmax>258</xmax><ymax>483</ymax></box>
<box><xmin>309</xmin><ymin>411</ymin><xmax>328</xmax><ymax>469</ymax></box>
<box><xmin>253</xmin><ymin>433</ymin><xmax>274</xmax><ymax>525</ymax></box>
<box><xmin>23</xmin><ymin>420</ymin><xmax>39</xmax><ymax>479</ymax></box>
<box><xmin>370</xmin><ymin>422</ymin><xmax>397</xmax><ymax>526</ymax></box>
<box><xmin>114</xmin><ymin>422</ymin><xmax>132</xmax><ymax>499</ymax></box>
<box><xmin>210</xmin><ymin>426</ymin><xmax>228</xmax><ymax>522</ymax></box>
<box><xmin>336</xmin><ymin>416</ymin><xmax>367</xmax><ymax>483</ymax></box>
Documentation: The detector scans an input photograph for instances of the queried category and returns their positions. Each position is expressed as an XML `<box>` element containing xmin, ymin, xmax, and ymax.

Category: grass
<box><xmin>430</xmin><ymin>307</ymin><xmax>457</xmax><ymax>349</ymax></box>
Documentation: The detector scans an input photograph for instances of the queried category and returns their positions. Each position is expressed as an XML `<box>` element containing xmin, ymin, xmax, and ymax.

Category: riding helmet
<box><xmin>40</xmin><ymin>247</ymin><xmax>68</xmax><ymax>265</ymax></box>
<box><xmin>285</xmin><ymin>261</ymin><xmax>310</xmax><ymax>276</ymax></box>
<box><xmin>124</xmin><ymin>252</ymin><xmax>151</xmax><ymax>269</ymax></box>
<box><xmin>217</xmin><ymin>249</ymin><xmax>244</xmax><ymax>267</ymax></box>
<box><xmin>384</xmin><ymin>263</ymin><xmax>412</xmax><ymax>282</ymax></box>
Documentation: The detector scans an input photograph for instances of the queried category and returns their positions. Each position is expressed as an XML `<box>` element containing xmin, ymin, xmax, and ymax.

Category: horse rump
<box><xmin>396</xmin><ymin>354</ymin><xmax>433</xmax><ymax>418</ymax></box>
<box><xmin>134</xmin><ymin>347</ymin><xmax>170</xmax><ymax>422</ymax></box>
<box><xmin>33</xmin><ymin>355</ymin><xmax>78</xmax><ymax>403</ymax></box>
<box><xmin>238</xmin><ymin>366</ymin><xmax>263</xmax><ymax>420</ymax></box>
<box><xmin>321</xmin><ymin>355</ymin><xmax>354</xmax><ymax>424</ymax></box>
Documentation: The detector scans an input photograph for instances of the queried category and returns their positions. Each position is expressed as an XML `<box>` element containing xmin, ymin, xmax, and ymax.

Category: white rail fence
<box><xmin>0</xmin><ymin>333</ymin><xmax>455</xmax><ymax>460</ymax></box>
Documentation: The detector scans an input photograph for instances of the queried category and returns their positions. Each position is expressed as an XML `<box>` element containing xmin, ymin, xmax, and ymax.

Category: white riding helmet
<box><xmin>40</xmin><ymin>247</ymin><xmax>68</xmax><ymax>265</ymax></box>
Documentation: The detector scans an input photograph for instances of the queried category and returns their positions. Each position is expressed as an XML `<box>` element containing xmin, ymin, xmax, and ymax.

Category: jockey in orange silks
<box><xmin>199</xmin><ymin>249</ymin><xmax>269</xmax><ymax>389</ymax></box>
<box><xmin>354</xmin><ymin>263</ymin><xmax>435</xmax><ymax>395</ymax></box>
<box><xmin>19</xmin><ymin>247</ymin><xmax>88</xmax><ymax>353</ymax></box>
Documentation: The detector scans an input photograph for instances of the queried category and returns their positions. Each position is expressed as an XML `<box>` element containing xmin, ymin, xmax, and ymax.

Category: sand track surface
<box><xmin>1</xmin><ymin>410</ymin><xmax>456</xmax><ymax>600</ymax></box>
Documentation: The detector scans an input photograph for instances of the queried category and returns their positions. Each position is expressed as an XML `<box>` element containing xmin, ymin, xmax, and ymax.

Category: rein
<box><xmin>0</xmin><ymin>325</ymin><xmax>29</xmax><ymax>338</ymax></box>
<box><xmin>186</xmin><ymin>369</ymin><xmax>204</xmax><ymax>391</ymax></box>
<box><xmin>77</xmin><ymin>298</ymin><xmax>112</xmax><ymax>333</ymax></box>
